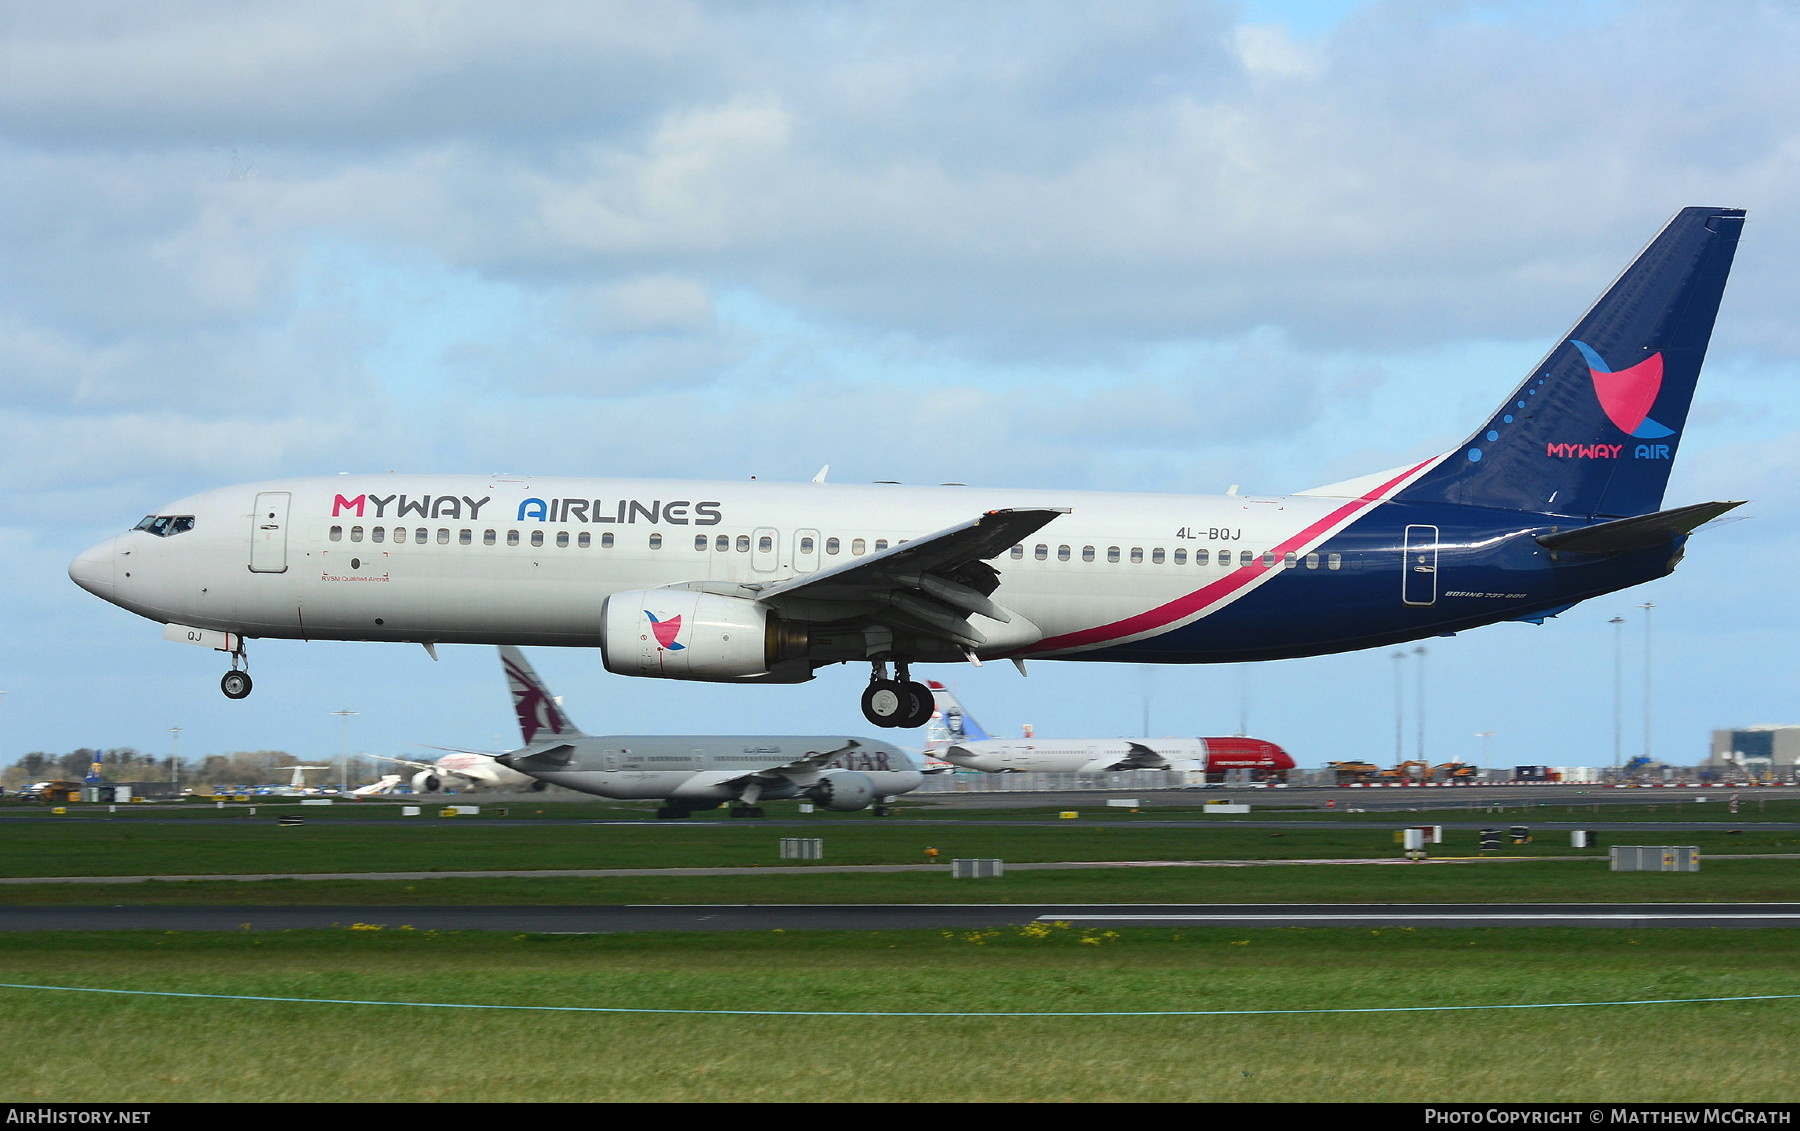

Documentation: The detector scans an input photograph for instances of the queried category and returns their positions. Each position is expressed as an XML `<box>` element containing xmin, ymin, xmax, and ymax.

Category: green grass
<box><xmin>4</xmin><ymin>808</ymin><xmax>1798</xmax><ymax>880</ymax></box>
<box><xmin>0</xmin><ymin>927</ymin><xmax>1795</xmax><ymax>1102</ymax></box>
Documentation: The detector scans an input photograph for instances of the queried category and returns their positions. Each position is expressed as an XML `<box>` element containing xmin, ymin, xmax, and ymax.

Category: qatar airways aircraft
<box><xmin>489</xmin><ymin>645</ymin><xmax>920</xmax><ymax>817</ymax></box>
<box><xmin>70</xmin><ymin>207</ymin><xmax>1747</xmax><ymax>729</ymax></box>
<box><xmin>923</xmin><ymin>682</ymin><xmax>1293</xmax><ymax>776</ymax></box>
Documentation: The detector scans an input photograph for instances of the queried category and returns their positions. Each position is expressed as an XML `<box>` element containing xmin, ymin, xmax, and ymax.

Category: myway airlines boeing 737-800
<box><xmin>70</xmin><ymin>207</ymin><xmax>1747</xmax><ymax>729</ymax></box>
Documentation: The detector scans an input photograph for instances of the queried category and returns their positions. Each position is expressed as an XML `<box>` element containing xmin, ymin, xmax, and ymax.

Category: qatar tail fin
<box><xmin>1395</xmin><ymin>207</ymin><xmax>1745</xmax><ymax>519</ymax></box>
<box><xmin>499</xmin><ymin>646</ymin><xmax>587</xmax><ymax>745</ymax></box>
<box><xmin>923</xmin><ymin>681</ymin><xmax>992</xmax><ymax>749</ymax></box>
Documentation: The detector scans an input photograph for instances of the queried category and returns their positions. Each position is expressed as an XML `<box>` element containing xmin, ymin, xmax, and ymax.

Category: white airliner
<box><xmin>362</xmin><ymin>749</ymin><xmax>544</xmax><ymax>794</ymax></box>
<box><xmin>70</xmin><ymin>208</ymin><xmax>1748</xmax><ymax>729</ymax></box>
<box><xmin>924</xmin><ymin>682</ymin><xmax>1293</xmax><ymax>776</ymax></box>
<box><xmin>488</xmin><ymin>646</ymin><xmax>921</xmax><ymax>817</ymax></box>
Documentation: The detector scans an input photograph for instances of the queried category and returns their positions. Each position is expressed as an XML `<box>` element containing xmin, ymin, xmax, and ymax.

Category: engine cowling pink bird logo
<box><xmin>645</xmin><ymin>610</ymin><xmax>685</xmax><ymax>650</ymax></box>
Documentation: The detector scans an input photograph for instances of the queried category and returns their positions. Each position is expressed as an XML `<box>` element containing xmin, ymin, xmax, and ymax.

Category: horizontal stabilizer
<box><xmin>1536</xmin><ymin>500</ymin><xmax>1745</xmax><ymax>555</ymax></box>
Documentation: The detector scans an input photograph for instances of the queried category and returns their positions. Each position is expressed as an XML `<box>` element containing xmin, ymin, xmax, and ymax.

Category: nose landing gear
<box><xmin>860</xmin><ymin>660</ymin><xmax>934</xmax><ymax>729</ymax></box>
<box><xmin>220</xmin><ymin>646</ymin><xmax>252</xmax><ymax>700</ymax></box>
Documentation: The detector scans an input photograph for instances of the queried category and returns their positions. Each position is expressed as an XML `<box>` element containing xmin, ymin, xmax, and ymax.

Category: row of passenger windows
<box><xmin>1009</xmin><ymin>543</ymin><xmax>1344</xmax><ymax>570</ymax></box>
<box><xmin>326</xmin><ymin>526</ymin><xmax>900</xmax><ymax>555</ymax></box>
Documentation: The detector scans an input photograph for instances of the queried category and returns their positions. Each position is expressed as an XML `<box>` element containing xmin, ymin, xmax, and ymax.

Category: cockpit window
<box><xmin>132</xmin><ymin>515</ymin><xmax>195</xmax><ymax>537</ymax></box>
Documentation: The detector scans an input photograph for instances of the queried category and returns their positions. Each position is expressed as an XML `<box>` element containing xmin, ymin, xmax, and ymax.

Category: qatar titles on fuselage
<box><xmin>70</xmin><ymin>208</ymin><xmax>1748</xmax><ymax>728</ymax></box>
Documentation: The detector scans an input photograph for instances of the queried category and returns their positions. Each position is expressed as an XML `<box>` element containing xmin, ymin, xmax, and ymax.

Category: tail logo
<box><xmin>645</xmin><ymin>610</ymin><xmax>685</xmax><ymax>651</ymax></box>
<box><xmin>503</xmin><ymin>656</ymin><xmax>567</xmax><ymax>744</ymax></box>
<box><xmin>1571</xmin><ymin>341</ymin><xmax>1676</xmax><ymax>439</ymax></box>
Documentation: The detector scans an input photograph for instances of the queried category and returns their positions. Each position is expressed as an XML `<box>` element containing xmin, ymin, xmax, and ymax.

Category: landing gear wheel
<box><xmin>873</xmin><ymin>805</ymin><xmax>892</xmax><ymax>817</ymax></box>
<box><xmin>899</xmin><ymin>681</ymin><xmax>934</xmax><ymax>729</ymax></box>
<box><xmin>220</xmin><ymin>670</ymin><xmax>252</xmax><ymax>700</ymax></box>
<box><xmin>655</xmin><ymin>806</ymin><xmax>692</xmax><ymax>820</ymax></box>
<box><xmin>861</xmin><ymin>679</ymin><xmax>906</xmax><ymax>728</ymax></box>
<box><xmin>730</xmin><ymin>806</ymin><xmax>766</xmax><ymax>819</ymax></box>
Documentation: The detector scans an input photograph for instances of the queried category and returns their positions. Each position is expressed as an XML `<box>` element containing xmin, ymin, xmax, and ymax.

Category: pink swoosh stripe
<box><xmin>1026</xmin><ymin>457</ymin><xmax>1437</xmax><ymax>655</ymax></box>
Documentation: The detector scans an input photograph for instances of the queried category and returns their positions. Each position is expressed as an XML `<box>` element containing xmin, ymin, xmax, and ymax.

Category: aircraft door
<box><xmin>1402</xmin><ymin>524</ymin><xmax>1439</xmax><ymax>606</ymax></box>
<box><xmin>794</xmin><ymin>528</ymin><xmax>820</xmax><ymax>573</ymax></box>
<box><xmin>752</xmin><ymin>526</ymin><xmax>779</xmax><ymax>573</ymax></box>
<box><xmin>249</xmin><ymin>491</ymin><xmax>291</xmax><ymax>574</ymax></box>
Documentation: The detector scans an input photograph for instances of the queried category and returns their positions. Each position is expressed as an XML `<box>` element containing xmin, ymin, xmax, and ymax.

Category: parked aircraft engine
<box><xmin>601</xmin><ymin>590</ymin><xmax>811</xmax><ymax>682</ymax></box>
<box><xmin>412</xmin><ymin>770</ymin><xmax>443</xmax><ymax>793</ymax></box>
<box><xmin>808</xmin><ymin>771</ymin><xmax>878</xmax><ymax>812</ymax></box>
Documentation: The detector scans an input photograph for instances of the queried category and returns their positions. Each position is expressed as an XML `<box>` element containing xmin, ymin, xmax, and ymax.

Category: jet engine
<box><xmin>807</xmin><ymin>771</ymin><xmax>878</xmax><ymax>812</ymax></box>
<box><xmin>601</xmin><ymin>590</ymin><xmax>811</xmax><ymax>682</ymax></box>
<box><xmin>411</xmin><ymin>771</ymin><xmax>443</xmax><ymax>793</ymax></box>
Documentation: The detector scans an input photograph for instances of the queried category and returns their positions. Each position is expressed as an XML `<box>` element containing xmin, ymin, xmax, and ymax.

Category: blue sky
<box><xmin>3</xmin><ymin>0</ymin><xmax>1796</xmax><ymax>772</ymax></box>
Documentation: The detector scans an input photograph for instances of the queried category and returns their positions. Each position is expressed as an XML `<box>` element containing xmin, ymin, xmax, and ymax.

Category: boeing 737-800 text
<box><xmin>70</xmin><ymin>208</ymin><xmax>1747</xmax><ymax>729</ymax></box>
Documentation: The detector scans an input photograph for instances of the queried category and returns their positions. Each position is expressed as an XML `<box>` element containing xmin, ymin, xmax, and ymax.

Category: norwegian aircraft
<box><xmin>488</xmin><ymin>645</ymin><xmax>921</xmax><ymax>817</ymax></box>
<box><xmin>923</xmin><ymin>681</ymin><xmax>1293</xmax><ymax>776</ymax></box>
<box><xmin>70</xmin><ymin>208</ymin><xmax>1747</xmax><ymax>729</ymax></box>
<box><xmin>362</xmin><ymin>748</ymin><xmax>544</xmax><ymax>794</ymax></box>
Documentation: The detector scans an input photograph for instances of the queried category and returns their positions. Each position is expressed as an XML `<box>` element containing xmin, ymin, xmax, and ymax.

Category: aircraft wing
<box><xmin>723</xmin><ymin>740</ymin><xmax>864</xmax><ymax>788</ymax></box>
<box><xmin>747</xmin><ymin>507</ymin><xmax>1068</xmax><ymax>650</ymax></box>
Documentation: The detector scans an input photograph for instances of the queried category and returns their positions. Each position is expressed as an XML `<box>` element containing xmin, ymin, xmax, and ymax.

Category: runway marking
<box><xmin>1</xmin><ymin>981</ymin><xmax>1796</xmax><ymax>1018</ymax></box>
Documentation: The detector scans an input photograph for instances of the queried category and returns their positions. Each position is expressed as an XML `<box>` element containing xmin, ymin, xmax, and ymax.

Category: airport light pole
<box><xmin>168</xmin><ymin>727</ymin><xmax>181</xmax><ymax>786</ymax></box>
<box><xmin>1413</xmin><ymin>645</ymin><xmax>1428</xmax><ymax>763</ymax></box>
<box><xmin>1475</xmin><ymin>730</ymin><xmax>1494</xmax><ymax>775</ymax></box>
<box><xmin>332</xmin><ymin>709</ymin><xmax>358</xmax><ymax>790</ymax></box>
<box><xmin>1391</xmin><ymin>651</ymin><xmax>1407</xmax><ymax>763</ymax></box>
<box><xmin>1609</xmin><ymin>615</ymin><xmax>1626</xmax><ymax>774</ymax></box>
<box><xmin>1638</xmin><ymin>602</ymin><xmax>1655</xmax><ymax>763</ymax></box>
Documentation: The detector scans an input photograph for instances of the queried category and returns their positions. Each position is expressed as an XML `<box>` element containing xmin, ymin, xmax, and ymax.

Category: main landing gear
<box><xmin>860</xmin><ymin>661</ymin><xmax>934</xmax><ymax>729</ymax></box>
<box><xmin>220</xmin><ymin>645</ymin><xmax>252</xmax><ymax>700</ymax></box>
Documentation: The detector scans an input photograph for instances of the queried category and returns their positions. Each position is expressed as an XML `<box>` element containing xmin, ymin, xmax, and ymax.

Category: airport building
<box><xmin>1706</xmin><ymin>726</ymin><xmax>1800</xmax><ymax>774</ymax></box>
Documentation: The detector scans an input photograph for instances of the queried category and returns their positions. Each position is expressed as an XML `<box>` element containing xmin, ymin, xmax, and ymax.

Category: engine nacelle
<box><xmin>808</xmin><ymin>771</ymin><xmax>878</xmax><ymax>812</ymax></box>
<box><xmin>411</xmin><ymin>771</ymin><xmax>443</xmax><ymax>793</ymax></box>
<box><xmin>601</xmin><ymin>590</ymin><xmax>810</xmax><ymax>682</ymax></box>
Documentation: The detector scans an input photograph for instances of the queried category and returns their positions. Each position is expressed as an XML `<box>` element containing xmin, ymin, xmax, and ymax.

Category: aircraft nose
<box><xmin>69</xmin><ymin>537</ymin><xmax>118</xmax><ymax>598</ymax></box>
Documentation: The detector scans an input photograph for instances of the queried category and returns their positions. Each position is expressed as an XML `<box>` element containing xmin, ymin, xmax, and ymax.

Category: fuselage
<box><xmin>941</xmin><ymin>735</ymin><xmax>1292</xmax><ymax>774</ymax></box>
<box><xmin>498</xmin><ymin>734</ymin><xmax>922</xmax><ymax>802</ymax></box>
<box><xmin>68</xmin><ymin>467</ymin><xmax>1677</xmax><ymax>668</ymax></box>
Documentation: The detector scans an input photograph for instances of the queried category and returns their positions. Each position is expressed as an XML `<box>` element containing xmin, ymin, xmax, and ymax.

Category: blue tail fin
<box><xmin>924</xmin><ymin>681</ymin><xmax>992</xmax><ymax>746</ymax></box>
<box><xmin>1395</xmin><ymin>207</ymin><xmax>1744</xmax><ymax>519</ymax></box>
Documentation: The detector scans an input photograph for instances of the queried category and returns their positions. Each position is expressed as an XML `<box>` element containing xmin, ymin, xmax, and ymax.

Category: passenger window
<box><xmin>484</xmin><ymin>530</ymin><xmax>496</xmax><ymax>546</ymax></box>
<box><xmin>506</xmin><ymin>530</ymin><xmax>519</xmax><ymax>547</ymax></box>
<box><xmin>578</xmin><ymin>532</ymin><xmax>591</xmax><ymax>548</ymax></box>
<box><xmin>437</xmin><ymin>528</ymin><xmax>450</xmax><ymax>545</ymax></box>
<box><xmin>602</xmin><ymin>533</ymin><xmax>615</xmax><ymax>548</ymax></box>
<box><xmin>853</xmin><ymin>539</ymin><xmax>866</xmax><ymax>555</ymax></box>
<box><xmin>393</xmin><ymin>527</ymin><xmax>408</xmax><ymax>544</ymax></box>
<box><xmin>556</xmin><ymin>531</ymin><xmax>569</xmax><ymax>548</ymax></box>
<box><xmin>1010</xmin><ymin>545</ymin><xmax>1024</xmax><ymax>559</ymax></box>
<box><xmin>695</xmin><ymin>535</ymin><xmax>709</xmax><ymax>551</ymax></box>
<box><xmin>716</xmin><ymin>535</ymin><xmax>729</xmax><ymax>552</ymax></box>
<box><xmin>1195</xmin><ymin>548</ymin><xmax>1208</xmax><ymax>565</ymax></box>
<box><xmin>1057</xmin><ymin>545</ymin><xmax>1070</xmax><ymax>562</ymax></box>
<box><xmin>1082</xmin><ymin>546</ymin><xmax>1095</xmax><ymax>562</ymax></box>
<box><xmin>350</xmin><ymin>526</ymin><xmax>363</xmax><ymax>543</ymax></box>
<box><xmin>1152</xmin><ymin>548</ymin><xmax>1165</xmax><ymax>564</ymax></box>
<box><xmin>1239</xmin><ymin>550</ymin><xmax>1254</xmax><ymax>567</ymax></box>
<box><xmin>649</xmin><ymin>533</ymin><xmax>663</xmax><ymax>549</ymax></box>
<box><xmin>875</xmin><ymin>539</ymin><xmax>889</xmax><ymax>551</ymax></box>
<box><xmin>758</xmin><ymin>535</ymin><xmax>773</xmax><ymax>553</ymax></box>
<box><xmin>371</xmin><ymin>527</ymin><xmax>385</xmax><ymax>543</ymax></box>
<box><xmin>1173</xmin><ymin>548</ymin><xmax>1186</xmax><ymax>565</ymax></box>
<box><xmin>460</xmin><ymin>530</ymin><xmax>472</xmax><ymax>546</ymax></box>
<box><xmin>1327</xmin><ymin>552</ymin><xmax>1342</xmax><ymax>571</ymax></box>
<box><xmin>1130</xmin><ymin>547</ymin><xmax>1142</xmax><ymax>564</ymax></box>
<box><xmin>737</xmin><ymin>535</ymin><xmax>751</xmax><ymax>552</ymax></box>
<box><xmin>415</xmin><ymin>527</ymin><xmax>428</xmax><ymax>543</ymax></box>
<box><xmin>1283</xmin><ymin>552</ymin><xmax>1297</xmax><ymax>568</ymax></box>
<box><xmin>800</xmin><ymin>536</ymin><xmax>815</xmax><ymax>554</ymax></box>
<box><xmin>1107</xmin><ymin>546</ymin><xmax>1120</xmax><ymax>563</ymax></box>
<box><xmin>827</xmin><ymin>538</ymin><xmax>840</xmax><ymax>555</ymax></box>
<box><xmin>1034</xmin><ymin>544</ymin><xmax>1048</xmax><ymax>561</ymax></box>
<box><xmin>530</xmin><ymin>531</ymin><xmax>544</xmax><ymax>547</ymax></box>
<box><xmin>329</xmin><ymin>526</ymin><xmax>343</xmax><ymax>542</ymax></box>
<box><xmin>1305</xmin><ymin>552</ymin><xmax>1319</xmax><ymax>569</ymax></box>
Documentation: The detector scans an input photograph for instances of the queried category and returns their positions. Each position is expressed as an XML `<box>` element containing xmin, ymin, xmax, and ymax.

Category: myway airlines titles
<box><xmin>329</xmin><ymin>493</ymin><xmax>725</xmax><ymax>526</ymax></box>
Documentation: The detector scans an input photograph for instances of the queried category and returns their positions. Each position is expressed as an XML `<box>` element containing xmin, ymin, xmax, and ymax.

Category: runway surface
<box><xmin>5</xmin><ymin>903</ymin><xmax>1800</xmax><ymax>932</ymax></box>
